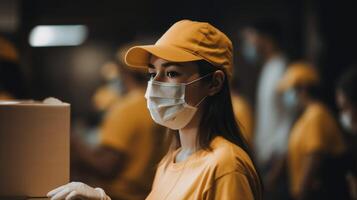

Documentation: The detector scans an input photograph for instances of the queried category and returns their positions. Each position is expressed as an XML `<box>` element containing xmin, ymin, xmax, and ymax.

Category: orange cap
<box><xmin>277</xmin><ymin>62</ymin><xmax>320</xmax><ymax>92</ymax></box>
<box><xmin>125</xmin><ymin>20</ymin><xmax>233</xmax><ymax>78</ymax></box>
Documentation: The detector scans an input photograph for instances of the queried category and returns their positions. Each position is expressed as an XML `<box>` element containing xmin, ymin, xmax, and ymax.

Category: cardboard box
<box><xmin>0</xmin><ymin>99</ymin><xmax>70</xmax><ymax>198</ymax></box>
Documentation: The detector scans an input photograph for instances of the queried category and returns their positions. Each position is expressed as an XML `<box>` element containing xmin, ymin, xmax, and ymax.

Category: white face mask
<box><xmin>145</xmin><ymin>74</ymin><xmax>211</xmax><ymax>130</ymax></box>
<box><xmin>283</xmin><ymin>89</ymin><xmax>299</xmax><ymax>109</ymax></box>
<box><xmin>242</xmin><ymin>40</ymin><xmax>258</xmax><ymax>64</ymax></box>
<box><xmin>340</xmin><ymin>112</ymin><xmax>353</xmax><ymax>132</ymax></box>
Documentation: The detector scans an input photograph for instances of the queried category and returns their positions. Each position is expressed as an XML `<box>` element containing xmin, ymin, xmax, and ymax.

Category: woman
<box><xmin>47</xmin><ymin>19</ymin><xmax>262</xmax><ymax>200</ymax></box>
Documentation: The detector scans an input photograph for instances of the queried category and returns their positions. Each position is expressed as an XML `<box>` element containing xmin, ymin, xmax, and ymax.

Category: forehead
<box><xmin>149</xmin><ymin>56</ymin><xmax>168</xmax><ymax>67</ymax></box>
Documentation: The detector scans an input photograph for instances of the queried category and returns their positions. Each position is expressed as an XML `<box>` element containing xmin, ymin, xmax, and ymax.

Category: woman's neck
<box><xmin>177</xmin><ymin>108</ymin><xmax>203</xmax><ymax>157</ymax></box>
<box><xmin>179</xmin><ymin>126</ymin><xmax>199</xmax><ymax>152</ymax></box>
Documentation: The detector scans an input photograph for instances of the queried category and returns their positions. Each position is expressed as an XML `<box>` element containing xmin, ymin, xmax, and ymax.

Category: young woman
<box><xmin>47</xmin><ymin>19</ymin><xmax>262</xmax><ymax>200</ymax></box>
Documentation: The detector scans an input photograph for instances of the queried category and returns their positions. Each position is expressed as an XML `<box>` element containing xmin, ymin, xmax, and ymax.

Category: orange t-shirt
<box><xmin>146</xmin><ymin>136</ymin><xmax>262</xmax><ymax>200</ymax></box>
<box><xmin>287</xmin><ymin>102</ymin><xmax>345</xmax><ymax>197</ymax></box>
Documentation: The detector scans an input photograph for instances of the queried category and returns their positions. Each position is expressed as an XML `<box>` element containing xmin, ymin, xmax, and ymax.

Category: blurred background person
<box><xmin>241</xmin><ymin>21</ymin><xmax>295</xmax><ymax>199</ymax></box>
<box><xmin>241</xmin><ymin>21</ymin><xmax>295</xmax><ymax>167</ymax></box>
<box><xmin>275</xmin><ymin>62</ymin><xmax>348</xmax><ymax>200</ymax></box>
<box><xmin>70</xmin><ymin>43</ymin><xmax>168</xmax><ymax>200</ymax></box>
<box><xmin>336</xmin><ymin>67</ymin><xmax>357</xmax><ymax>200</ymax></box>
<box><xmin>0</xmin><ymin>35</ymin><xmax>26</xmax><ymax>100</ymax></box>
<box><xmin>73</xmin><ymin>61</ymin><xmax>126</xmax><ymax>147</ymax></box>
<box><xmin>92</xmin><ymin>61</ymin><xmax>125</xmax><ymax>114</ymax></box>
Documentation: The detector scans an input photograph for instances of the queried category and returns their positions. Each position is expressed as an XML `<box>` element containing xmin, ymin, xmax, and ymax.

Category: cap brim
<box><xmin>125</xmin><ymin>45</ymin><xmax>203</xmax><ymax>68</ymax></box>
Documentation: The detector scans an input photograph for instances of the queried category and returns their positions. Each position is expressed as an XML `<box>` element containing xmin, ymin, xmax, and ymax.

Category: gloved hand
<box><xmin>47</xmin><ymin>182</ymin><xmax>110</xmax><ymax>200</ymax></box>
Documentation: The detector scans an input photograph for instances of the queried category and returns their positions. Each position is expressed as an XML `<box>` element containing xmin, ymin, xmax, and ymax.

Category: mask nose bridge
<box><xmin>146</xmin><ymin>80</ymin><xmax>186</xmax><ymax>100</ymax></box>
<box><xmin>146</xmin><ymin>72</ymin><xmax>214</xmax><ymax>105</ymax></box>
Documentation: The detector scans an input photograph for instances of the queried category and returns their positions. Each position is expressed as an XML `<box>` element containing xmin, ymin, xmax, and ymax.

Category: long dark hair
<box><xmin>168</xmin><ymin>60</ymin><xmax>250</xmax><ymax>156</ymax></box>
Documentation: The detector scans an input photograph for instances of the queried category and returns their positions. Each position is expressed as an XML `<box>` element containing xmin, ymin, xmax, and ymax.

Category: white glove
<box><xmin>47</xmin><ymin>182</ymin><xmax>110</xmax><ymax>200</ymax></box>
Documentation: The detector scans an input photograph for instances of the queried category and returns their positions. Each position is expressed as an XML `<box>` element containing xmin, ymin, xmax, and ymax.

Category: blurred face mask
<box><xmin>108</xmin><ymin>78</ymin><xmax>125</xmax><ymax>95</ymax></box>
<box><xmin>283</xmin><ymin>89</ymin><xmax>299</xmax><ymax>109</ymax></box>
<box><xmin>145</xmin><ymin>74</ymin><xmax>211</xmax><ymax>130</ymax></box>
<box><xmin>340</xmin><ymin>112</ymin><xmax>354</xmax><ymax>133</ymax></box>
<box><xmin>242</xmin><ymin>40</ymin><xmax>258</xmax><ymax>64</ymax></box>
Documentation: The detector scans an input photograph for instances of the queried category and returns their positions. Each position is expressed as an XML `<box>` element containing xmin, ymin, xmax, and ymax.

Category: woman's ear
<box><xmin>208</xmin><ymin>70</ymin><xmax>225</xmax><ymax>96</ymax></box>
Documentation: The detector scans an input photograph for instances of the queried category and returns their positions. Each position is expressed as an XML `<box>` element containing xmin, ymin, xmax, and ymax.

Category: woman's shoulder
<box><xmin>207</xmin><ymin>136</ymin><xmax>256</xmax><ymax>177</ymax></box>
<box><xmin>305</xmin><ymin>102</ymin><xmax>333</xmax><ymax>118</ymax></box>
<box><xmin>304</xmin><ymin>102</ymin><xmax>338</xmax><ymax>126</ymax></box>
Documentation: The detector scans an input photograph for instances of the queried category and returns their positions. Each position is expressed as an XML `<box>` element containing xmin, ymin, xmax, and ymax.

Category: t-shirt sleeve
<box><xmin>304</xmin><ymin>111</ymin><xmax>345</xmax><ymax>155</ymax></box>
<box><xmin>303</xmin><ymin>115</ymin><xmax>326</xmax><ymax>154</ymax></box>
<box><xmin>203</xmin><ymin>171</ymin><xmax>255</xmax><ymax>200</ymax></box>
<box><xmin>99</xmin><ymin>103</ymin><xmax>136</xmax><ymax>152</ymax></box>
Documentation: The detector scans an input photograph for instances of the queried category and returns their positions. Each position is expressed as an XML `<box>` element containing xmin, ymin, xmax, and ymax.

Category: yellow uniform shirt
<box><xmin>231</xmin><ymin>94</ymin><xmax>254</xmax><ymax>147</ymax></box>
<box><xmin>146</xmin><ymin>136</ymin><xmax>262</xmax><ymax>200</ymax></box>
<box><xmin>100</xmin><ymin>89</ymin><xmax>166</xmax><ymax>200</ymax></box>
<box><xmin>288</xmin><ymin>102</ymin><xmax>345</xmax><ymax>197</ymax></box>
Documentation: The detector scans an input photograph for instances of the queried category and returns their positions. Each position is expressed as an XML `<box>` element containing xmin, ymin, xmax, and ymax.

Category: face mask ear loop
<box><xmin>185</xmin><ymin>72</ymin><xmax>214</xmax><ymax>85</ymax></box>
<box><xmin>194</xmin><ymin>95</ymin><xmax>208</xmax><ymax>107</ymax></box>
<box><xmin>186</xmin><ymin>73</ymin><xmax>214</xmax><ymax>108</ymax></box>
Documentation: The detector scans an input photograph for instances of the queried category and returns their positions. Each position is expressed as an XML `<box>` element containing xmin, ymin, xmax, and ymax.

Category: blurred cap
<box><xmin>125</xmin><ymin>19</ymin><xmax>234</xmax><ymax>78</ymax></box>
<box><xmin>0</xmin><ymin>36</ymin><xmax>18</xmax><ymax>63</ymax></box>
<box><xmin>116</xmin><ymin>42</ymin><xmax>148</xmax><ymax>83</ymax></box>
<box><xmin>277</xmin><ymin>62</ymin><xmax>320</xmax><ymax>92</ymax></box>
<box><xmin>116</xmin><ymin>43</ymin><xmax>145</xmax><ymax>71</ymax></box>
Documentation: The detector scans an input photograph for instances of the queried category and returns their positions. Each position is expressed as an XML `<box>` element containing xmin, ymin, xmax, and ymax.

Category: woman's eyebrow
<box><xmin>148</xmin><ymin>62</ymin><xmax>182</xmax><ymax>69</ymax></box>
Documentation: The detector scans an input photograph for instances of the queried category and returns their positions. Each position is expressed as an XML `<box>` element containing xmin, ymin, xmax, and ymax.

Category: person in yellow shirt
<box><xmin>48</xmin><ymin>20</ymin><xmax>262</xmax><ymax>200</ymax></box>
<box><xmin>69</xmin><ymin>45</ymin><xmax>167</xmax><ymax>200</ymax></box>
<box><xmin>276</xmin><ymin>62</ymin><xmax>347</xmax><ymax>200</ymax></box>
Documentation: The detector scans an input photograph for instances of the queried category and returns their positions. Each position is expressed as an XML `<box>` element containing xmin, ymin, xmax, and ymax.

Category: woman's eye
<box><xmin>166</xmin><ymin>71</ymin><xmax>180</xmax><ymax>78</ymax></box>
